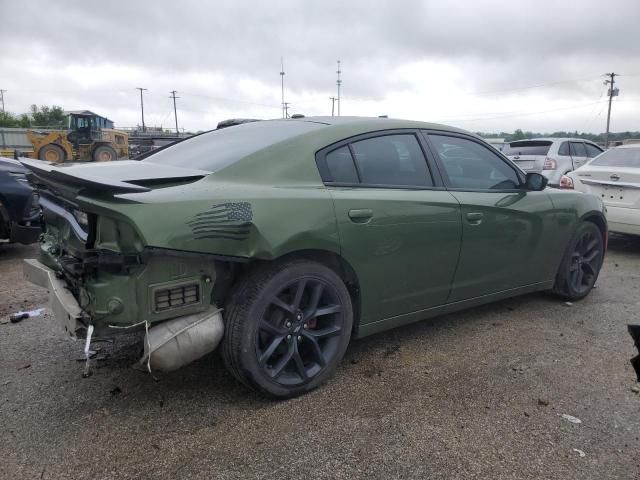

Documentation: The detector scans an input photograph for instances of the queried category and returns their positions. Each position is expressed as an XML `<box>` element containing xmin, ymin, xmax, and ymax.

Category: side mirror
<box><xmin>525</xmin><ymin>172</ymin><xmax>548</xmax><ymax>191</ymax></box>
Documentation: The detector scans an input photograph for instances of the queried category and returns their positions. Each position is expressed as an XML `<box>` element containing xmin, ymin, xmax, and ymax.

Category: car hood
<box><xmin>19</xmin><ymin>158</ymin><xmax>211</xmax><ymax>194</ymax></box>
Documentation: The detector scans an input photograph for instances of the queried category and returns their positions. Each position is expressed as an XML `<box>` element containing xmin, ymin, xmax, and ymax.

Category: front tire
<box><xmin>92</xmin><ymin>145</ymin><xmax>117</xmax><ymax>162</ymax></box>
<box><xmin>222</xmin><ymin>260</ymin><xmax>353</xmax><ymax>398</ymax></box>
<box><xmin>553</xmin><ymin>221</ymin><xmax>604</xmax><ymax>300</ymax></box>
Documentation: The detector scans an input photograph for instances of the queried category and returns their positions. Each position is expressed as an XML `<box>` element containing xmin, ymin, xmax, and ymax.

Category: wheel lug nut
<box><xmin>286</xmin><ymin>322</ymin><xmax>291</xmax><ymax>328</ymax></box>
<box><xmin>286</xmin><ymin>334</ymin><xmax>292</xmax><ymax>340</ymax></box>
<box><xmin>297</xmin><ymin>336</ymin><xmax>302</xmax><ymax>342</ymax></box>
<box><xmin>303</xmin><ymin>324</ymin><xmax>308</xmax><ymax>329</ymax></box>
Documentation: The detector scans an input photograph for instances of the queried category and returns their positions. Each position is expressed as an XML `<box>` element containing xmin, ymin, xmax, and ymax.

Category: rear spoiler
<box><xmin>19</xmin><ymin>158</ymin><xmax>151</xmax><ymax>194</ymax></box>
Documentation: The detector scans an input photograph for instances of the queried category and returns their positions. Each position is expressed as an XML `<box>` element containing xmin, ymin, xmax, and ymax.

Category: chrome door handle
<box><xmin>348</xmin><ymin>209</ymin><xmax>373</xmax><ymax>223</ymax></box>
<box><xmin>466</xmin><ymin>212</ymin><xmax>483</xmax><ymax>225</ymax></box>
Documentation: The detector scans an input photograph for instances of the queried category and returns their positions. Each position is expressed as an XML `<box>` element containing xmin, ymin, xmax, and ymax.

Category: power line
<box><xmin>470</xmin><ymin>75</ymin><xmax>603</xmax><ymax>97</ymax></box>
<box><xmin>440</xmin><ymin>99</ymin><xmax>609</xmax><ymax>124</ymax></box>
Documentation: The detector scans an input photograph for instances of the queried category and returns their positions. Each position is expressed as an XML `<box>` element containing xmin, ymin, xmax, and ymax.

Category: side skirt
<box><xmin>355</xmin><ymin>280</ymin><xmax>554</xmax><ymax>339</ymax></box>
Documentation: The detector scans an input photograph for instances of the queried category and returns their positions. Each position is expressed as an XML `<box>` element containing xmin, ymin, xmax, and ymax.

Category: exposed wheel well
<box><xmin>215</xmin><ymin>249</ymin><xmax>362</xmax><ymax>336</ymax></box>
<box><xmin>583</xmin><ymin>214</ymin><xmax>607</xmax><ymax>246</ymax></box>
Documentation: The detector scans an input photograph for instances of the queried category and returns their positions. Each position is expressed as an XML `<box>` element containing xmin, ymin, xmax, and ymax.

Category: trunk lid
<box><xmin>574</xmin><ymin>166</ymin><xmax>640</xmax><ymax>208</ymax></box>
<box><xmin>503</xmin><ymin>140</ymin><xmax>553</xmax><ymax>172</ymax></box>
<box><xmin>19</xmin><ymin>159</ymin><xmax>211</xmax><ymax>195</ymax></box>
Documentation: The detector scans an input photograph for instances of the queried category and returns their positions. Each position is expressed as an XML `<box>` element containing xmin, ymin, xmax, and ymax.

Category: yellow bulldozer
<box><xmin>25</xmin><ymin>112</ymin><xmax>128</xmax><ymax>163</ymax></box>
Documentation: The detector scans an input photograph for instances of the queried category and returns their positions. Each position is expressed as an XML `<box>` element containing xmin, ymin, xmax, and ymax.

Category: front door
<box><xmin>315</xmin><ymin>132</ymin><xmax>462</xmax><ymax>324</ymax></box>
<box><xmin>425</xmin><ymin>132</ymin><xmax>557</xmax><ymax>302</ymax></box>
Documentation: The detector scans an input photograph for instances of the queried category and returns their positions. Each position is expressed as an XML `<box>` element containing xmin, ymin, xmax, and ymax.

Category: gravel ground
<box><xmin>1</xmin><ymin>238</ymin><xmax>639</xmax><ymax>480</ymax></box>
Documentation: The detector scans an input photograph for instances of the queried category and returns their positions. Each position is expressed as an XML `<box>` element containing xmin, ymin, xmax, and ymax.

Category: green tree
<box><xmin>511</xmin><ymin>129</ymin><xmax>526</xmax><ymax>140</ymax></box>
<box><xmin>0</xmin><ymin>111</ymin><xmax>31</xmax><ymax>128</ymax></box>
<box><xmin>29</xmin><ymin>105</ymin><xmax>67</xmax><ymax>128</ymax></box>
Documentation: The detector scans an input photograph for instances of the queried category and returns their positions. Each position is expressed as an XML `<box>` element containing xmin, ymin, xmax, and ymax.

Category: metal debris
<box><xmin>561</xmin><ymin>414</ymin><xmax>582</xmax><ymax>424</ymax></box>
<box><xmin>572</xmin><ymin>448</ymin><xmax>586</xmax><ymax>457</ymax></box>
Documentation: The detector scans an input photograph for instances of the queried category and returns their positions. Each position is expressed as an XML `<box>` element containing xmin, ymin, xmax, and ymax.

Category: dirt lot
<box><xmin>1</xmin><ymin>239</ymin><xmax>639</xmax><ymax>480</ymax></box>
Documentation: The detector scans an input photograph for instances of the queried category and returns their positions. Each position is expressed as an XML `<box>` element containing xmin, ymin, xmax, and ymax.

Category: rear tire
<box><xmin>92</xmin><ymin>145</ymin><xmax>117</xmax><ymax>162</ymax></box>
<box><xmin>221</xmin><ymin>260</ymin><xmax>353</xmax><ymax>398</ymax></box>
<box><xmin>552</xmin><ymin>221</ymin><xmax>604</xmax><ymax>300</ymax></box>
<box><xmin>38</xmin><ymin>144</ymin><xmax>65</xmax><ymax>163</ymax></box>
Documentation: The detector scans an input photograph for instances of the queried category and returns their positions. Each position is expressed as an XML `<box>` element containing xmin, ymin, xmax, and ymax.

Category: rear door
<box><xmin>425</xmin><ymin>132</ymin><xmax>557</xmax><ymax>302</ymax></box>
<box><xmin>316</xmin><ymin>131</ymin><xmax>462</xmax><ymax>324</ymax></box>
<box><xmin>569</xmin><ymin>141</ymin><xmax>589</xmax><ymax>170</ymax></box>
<box><xmin>503</xmin><ymin>140</ymin><xmax>553</xmax><ymax>173</ymax></box>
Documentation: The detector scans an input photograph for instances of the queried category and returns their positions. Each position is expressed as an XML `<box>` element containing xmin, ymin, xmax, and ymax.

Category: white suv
<box><xmin>503</xmin><ymin>138</ymin><xmax>603</xmax><ymax>186</ymax></box>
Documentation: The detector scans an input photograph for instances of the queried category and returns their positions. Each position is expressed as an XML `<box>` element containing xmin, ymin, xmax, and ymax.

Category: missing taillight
<box><xmin>559</xmin><ymin>175</ymin><xmax>574</xmax><ymax>189</ymax></box>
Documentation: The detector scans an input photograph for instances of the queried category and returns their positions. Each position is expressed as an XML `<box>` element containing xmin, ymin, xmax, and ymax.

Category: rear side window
<box><xmin>144</xmin><ymin>120</ymin><xmax>325</xmax><ymax>172</ymax></box>
<box><xmin>585</xmin><ymin>143</ymin><xmax>603</xmax><ymax>158</ymax></box>
<box><xmin>503</xmin><ymin>141</ymin><xmax>552</xmax><ymax>156</ymax></box>
<box><xmin>325</xmin><ymin>146</ymin><xmax>359</xmax><ymax>183</ymax></box>
<box><xmin>558</xmin><ymin>142</ymin><xmax>570</xmax><ymax>156</ymax></box>
<box><xmin>430</xmin><ymin>135</ymin><xmax>520</xmax><ymax>190</ymax></box>
<box><xmin>590</xmin><ymin>148</ymin><xmax>640</xmax><ymax>168</ymax></box>
<box><xmin>349</xmin><ymin>134</ymin><xmax>432</xmax><ymax>186</ymax></box>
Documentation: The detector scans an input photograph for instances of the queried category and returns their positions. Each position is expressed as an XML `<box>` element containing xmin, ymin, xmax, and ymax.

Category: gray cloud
<box><xmin>1</xmin><ymin>0</ymin><xmax>639</xmax><ymax>132</ymax></box>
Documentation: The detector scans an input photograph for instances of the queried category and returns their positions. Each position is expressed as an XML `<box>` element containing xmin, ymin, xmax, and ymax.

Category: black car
<box><xmin>0</xmin><ymin>156</ymin><xmax>41</xmax><ymax>244</ymax></box>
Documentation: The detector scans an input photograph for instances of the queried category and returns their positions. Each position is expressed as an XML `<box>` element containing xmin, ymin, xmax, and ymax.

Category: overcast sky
<box><xmin>1</xmin><ymin>0</ymin><xmax>639</xmax><ymax>134</ymax></box>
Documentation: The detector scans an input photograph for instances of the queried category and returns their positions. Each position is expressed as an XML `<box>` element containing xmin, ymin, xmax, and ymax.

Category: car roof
<box><xmin>284</xmin><ymin>116</ymin><xmax>472</xmax><ymax>135</ymax></box>
<box><xmin>509</xmin><ymin>137</ymin><xmax>598</xmax><ymax>143</ymax></box>
<box><xmin>614</xmin><ymin>143</ymin><xmax>640</xmax><ymax>149</ymax></box>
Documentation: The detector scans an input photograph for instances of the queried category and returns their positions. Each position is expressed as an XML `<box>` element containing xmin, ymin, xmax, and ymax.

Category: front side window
<box><xmin>585</xmin><ymin>143</ymin><xmax>603</xmax><ymax>158</ymax></box>
<box><xmin>569</xmin><ymin>142</ymin><xmax>587</xmax><ymax>157</ymax></box>
<box><xmin>429</xmin><ymin>135</ymin><xmax>520</xmax><ymax>190</ymax></box>
<box><xmin>349</xmin><ymin>134</ymin><xmax>432</xmax><ymax>186</ymax></box>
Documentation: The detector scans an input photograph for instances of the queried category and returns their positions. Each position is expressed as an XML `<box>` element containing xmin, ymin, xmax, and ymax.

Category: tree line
<box><xmin>0</xmin><ymin>105</ymin><xmax>67</xmax><ymax>128</ymax></box>
<box><xmin>479</xmin><ymin>129</ymin><xmax>640</xmax><ymax>143</ymax></box>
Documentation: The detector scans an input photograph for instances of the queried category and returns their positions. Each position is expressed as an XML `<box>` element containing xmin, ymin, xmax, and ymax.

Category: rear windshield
<box><xmin>503</xmin><ymin>141</ymin><xmax>552</xmax><ymax>156</ymax></box>
<box><xmin>144</xmin><ymin>120</ymin><xmax>326</xmax><ymax>171</ymax></box>
<box><xmin>590</xmin><ymin>148</ymin><xmax>640</xmax><ymax>168</ymax></box>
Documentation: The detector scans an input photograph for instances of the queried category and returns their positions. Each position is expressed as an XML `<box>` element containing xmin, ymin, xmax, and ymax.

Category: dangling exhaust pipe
<box><xmin>139</xmin><ymin>307</ymin><xmax>224</xmax><ymax>372</ymax></box>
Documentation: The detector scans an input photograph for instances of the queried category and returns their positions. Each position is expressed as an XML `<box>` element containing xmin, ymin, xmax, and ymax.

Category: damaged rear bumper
<box><xmin>23</xmin><ymin>258</ymin><xmax>87</xmax><ymax>338</ymax></box>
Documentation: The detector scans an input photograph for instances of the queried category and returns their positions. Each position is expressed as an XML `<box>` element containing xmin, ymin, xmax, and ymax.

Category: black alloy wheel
<box><xmin>568</xmin><ymin>227</ymin><xmax>602</xmax><ymax>295</ymax></box>
<box><xmin>222</xmin><ymin>260</ymin><xmax>353</xmax><ymax>398</ymax></box>
<box><xmin>255</xmin><ymin>278</ymin><xmax>344</xmax><ymax>385</ymax></box>
<box><xmin>553</xmin><ymin>221</ymin><xmax>604</xmax><ymax>300</ymax></box>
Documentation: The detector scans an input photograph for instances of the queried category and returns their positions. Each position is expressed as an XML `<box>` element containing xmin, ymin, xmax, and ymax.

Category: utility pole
<box><xmin>0</xmin><ymin>89</ymin><xmax>5</xmax><ymax>113</ymax></box>
<box><xmin>136</xmin><ymin>87</ymin><xmax>148</xmax><ymax>132</ymax></box>
<box><xmin>283</xmin><ymin>102</ymin><xmax>291</xmax><ymax>118</ymax></box>
<box><xmin>280</xmin><ymin>57</ymin><xmax>286</xmax><ymax>119</ymax></box>
<box><xmin>330</xmin><ymin>96</ymin><xmax>337</xmax><ymax>116</ymax></box>
<box><xmin>336</xmin><ymin>60</ymin><xmax>342</xmax><ymax>116</ymax></box>
<box><xmin>603</xmin><ymin>72</ymin><xmax>619</xmax><ymax>148</ymax></box>
<box><xmin>169</xmin><ymin>90</ymin><xmax>180</xmax><ymax>134</ymax></box>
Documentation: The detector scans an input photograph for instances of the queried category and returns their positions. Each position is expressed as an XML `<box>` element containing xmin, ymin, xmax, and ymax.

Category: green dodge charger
<box><xmin>21</xmin><ymin>117</ymin><xmax>607</xmax><ymax>398</ymax></box>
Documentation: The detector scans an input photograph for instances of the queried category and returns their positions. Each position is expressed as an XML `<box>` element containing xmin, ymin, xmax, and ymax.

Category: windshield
<box><xmin>503</xmin><ymin>140</ymin><xmax>552</xmax><ymax>156</ymax></box>
<box><xmin>144</xmin><ymin>120</ymin><xmax>326</xmax><ymax>171</ymax></box>
<box><xmin>589</xmin><ymin>147</ymin><xmax>640</xmax><ymax>168</ymax></box>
